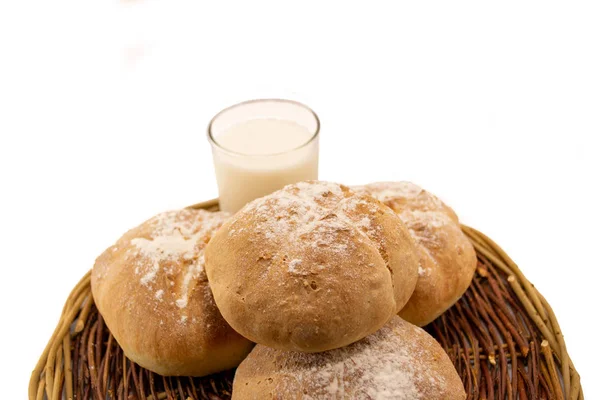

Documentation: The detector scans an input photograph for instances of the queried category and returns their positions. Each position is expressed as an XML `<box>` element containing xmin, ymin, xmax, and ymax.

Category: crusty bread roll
<box><xmin>354</xmin><ymin>182</ymin><xmax>477</xmax><ymax>326</ymax></box>
<box><xmin>91</xmin><ymin>209</ymin><xmax>254</xmax><ymax>377</ymax></box>
<box><xmin>232</xmin><ymin>316</ymin><xmax>466</xmax><ymax>400</ymax></box>
<box><xmin>205</xmin><ymin>181</ymin><xmax>420</xmax><ymax>353</ymax></box>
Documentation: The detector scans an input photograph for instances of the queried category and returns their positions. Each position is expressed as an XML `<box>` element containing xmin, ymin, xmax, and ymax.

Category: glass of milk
<box><xmin>208</xmin><ymin>99</ymin><xmax>320</xmax><ymax>213</ymax></box>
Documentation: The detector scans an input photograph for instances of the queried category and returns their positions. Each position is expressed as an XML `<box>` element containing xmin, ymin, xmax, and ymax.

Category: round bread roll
<box><xmin>232</xmin><ymin>316</ymin><xmax>466</xmax><ymax>400</ymax></box>
<box><xmin>91</xmin><ymin>209</ymin><xmax>254</xmax><ymax>377</ymax></box>
<box><xmin>205</xmin><ymin>181</ymin><xmax>420</xmax><ymax>353</ymax></box>
<box><xmin>354</xmin><ymin>182</ymin><xmax>477</xmax><ymax>326</ymax></box>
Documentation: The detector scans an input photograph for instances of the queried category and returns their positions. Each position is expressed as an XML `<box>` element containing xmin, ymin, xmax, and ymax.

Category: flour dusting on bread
<box><xmin>229</xmin><ymin>181</ymin><xmax>391</xmax><ymax>260</ymax></box>
<box><xmin>120</xmin><ymin>209</ymin><xmax>229</xmax><ymax>312</ymax></box>
<box><xmin>242</xmin><ymin>181</ymin><xmax>350</xmax><ymax>246</ymax></box>
<box><xmin>233</xmin><ymin>316</ymin><xmax>464</xmax><ymax>399</ymax></box>
<box><xmin>275</xmin><ymin>321</ymin><xmax>423</xmax><ymax>399</ymax></box>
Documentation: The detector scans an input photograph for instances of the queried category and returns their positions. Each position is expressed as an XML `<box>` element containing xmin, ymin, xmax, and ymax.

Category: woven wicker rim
<box><xmin>29</xmin><ymin>199</ymin><xmax>583</xmax><ymax>399</ymax></box>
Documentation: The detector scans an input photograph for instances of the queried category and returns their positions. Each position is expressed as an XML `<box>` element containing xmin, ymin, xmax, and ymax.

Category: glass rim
<box><xmin>207</xmin><ymin>98</ymin><xmax>320</xmax><ymax>157</ymax></box>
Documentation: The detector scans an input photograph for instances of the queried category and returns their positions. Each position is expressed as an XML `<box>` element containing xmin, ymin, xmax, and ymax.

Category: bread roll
<box><xmin>354</xmin><ymin>182</ymin><xmax>477</xmax><ymax>326</ymax></box>
<box><xmin>232</xmin><ymin>316</ymin><xmax>465</xmax><ymax>400</ymax></box>
<box><xmin>205</xmin><ymin>181</ymin><xmax>419</xmax><ymax>352</ymax></box>
<box><xmin>91</xmin><ymin>209</ymin><xmax>254</xmax><ymax>377</ymax></box>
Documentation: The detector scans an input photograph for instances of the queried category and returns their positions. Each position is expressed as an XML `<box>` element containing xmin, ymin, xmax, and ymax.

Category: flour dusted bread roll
<box><xmin>232</xmin><ymin>316</ymin><xmax>465</xmax><ymax>400</ymax></box>
<box><xmin>205</xmin><ymin>181</ymin><xmax>420</xmax><ymax>352</ymax></box>
<box><xmin>355</xmin><ymin>182</ymin><xmax>477</xmax><ymax>326</ymax></box>
<box><xmin>91</xmin><ymin>209</ymin><xmax>254</xmax><ymax>377</ymax></box>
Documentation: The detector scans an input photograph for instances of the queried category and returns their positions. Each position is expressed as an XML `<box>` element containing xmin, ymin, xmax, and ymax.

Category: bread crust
<box><xmin>232</xmin><ymin>316</ymin><xmax>466</xmax><ymax>400</ymax></box>
<box><xmin>205</xmin><ymin>181</ymin><xmax>419</xmax><ymax>352</ymax></box>
<box><xmin>91</xmin><ymin>209</ymin><xmax>254</xmax><ymax>377</ymax></box>
<box><xmin>355</xmin><ymin>182</ymin><xmax>477</xmax><ymax>326</ymax></box>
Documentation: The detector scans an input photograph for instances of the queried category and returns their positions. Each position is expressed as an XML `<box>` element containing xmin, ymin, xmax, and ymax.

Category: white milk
<box><xmin>211</xmin><ymin>118</ymin><xmax>319</xmax><ymax>213</ymax></box>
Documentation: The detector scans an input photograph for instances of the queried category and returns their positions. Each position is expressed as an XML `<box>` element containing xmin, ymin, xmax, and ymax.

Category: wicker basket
<box><xmin>29</xmin><ymin>199</ymin><xmax>583</xmax><ymax>399</ymax></box>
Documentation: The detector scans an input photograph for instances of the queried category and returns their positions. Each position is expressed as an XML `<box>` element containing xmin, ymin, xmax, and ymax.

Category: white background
<box><xmin>1</xmin><ymin>1</ymin><xmax>599</xmax><ymax>398</ymax></box>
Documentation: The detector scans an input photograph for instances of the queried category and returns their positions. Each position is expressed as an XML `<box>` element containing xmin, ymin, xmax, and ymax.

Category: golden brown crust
<box><xmin>232</xmin><ymin>316</ymin><xmax>466</xmax><ymax>400</ymax></box>
<box><xmin>205</xmin><ymin>181</ymin><xmax>419</xmax><ymax>352</ymax></box>
<box><xmin>355</xmin><ymin>182</ymin><xmax>477</xmax><ymax>326</ymax></box>
<box><xmin>91</xmin><ymin>209</ymin><xmax>254</xmax><ymax>377</ymax></box>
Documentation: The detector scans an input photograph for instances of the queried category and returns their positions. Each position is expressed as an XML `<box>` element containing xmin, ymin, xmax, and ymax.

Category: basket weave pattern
<box><xmin>29</xmin><ymin>200</ymin><xmax>583</xmax><ymax>399</ymax></box>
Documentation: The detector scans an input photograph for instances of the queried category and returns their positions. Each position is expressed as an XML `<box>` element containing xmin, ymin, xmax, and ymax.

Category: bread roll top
<box><xmin>92</xmin><ymin>209</ymin><xmax>254</xmax><ymax>377</ymax></box>
<box><xmin>205</xmin><ymin>181</ymin><xmax>419</xmax><ymax>352</ymax></box>
<box><xmin>232</xmin><ymin>316</ymin><xmax>466</xmax><ymax>399</ymax></box>
<box><xmin>355</xmin><ymin>182</ymin><xmax>477</xmax><ymax>326</ymax></box>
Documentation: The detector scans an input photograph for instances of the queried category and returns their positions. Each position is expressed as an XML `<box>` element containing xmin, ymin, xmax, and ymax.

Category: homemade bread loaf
<box><xmin>91</xmin><ymin>209</ymin><xmax>254</xmax><ymax>376</ymax></box>
<box><xmin>232</xmin><ymin>316</ymin><xmax>466</xmax><ymax>400</ymax></box>
<box><xmin>205</xmin><ymin>181</ymin><xmax>420</xmax><ymax>352</ymax></box>
<box><xmin>354</xmin><ymin>182</ymin><xmax>477</xmax><ymax>326</ymax></box>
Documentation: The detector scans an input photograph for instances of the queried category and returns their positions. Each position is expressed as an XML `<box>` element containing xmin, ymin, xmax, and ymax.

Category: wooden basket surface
<box><xmin>29</xmin><ymin>199</ymin><xmax>583</xmax><ymax>399</ymax></box>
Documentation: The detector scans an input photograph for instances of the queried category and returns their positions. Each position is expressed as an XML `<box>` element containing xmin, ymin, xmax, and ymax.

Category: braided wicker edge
<box><xmin>28</xmin><ymin>198</ymin><xmax>583</xmax><ymax>399</ymax></box>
